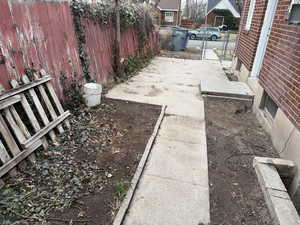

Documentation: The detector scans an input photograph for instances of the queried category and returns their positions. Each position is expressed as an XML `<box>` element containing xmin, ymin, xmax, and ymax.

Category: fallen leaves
<box><xmin>0</xmin><ymin>101</ymin><xmax>119</xmax><ymax>225</ymax></box>
<box><xmin>0</xmin><ymin>99</ymin><xmax>161</xmax><ymax>225</ymax></box>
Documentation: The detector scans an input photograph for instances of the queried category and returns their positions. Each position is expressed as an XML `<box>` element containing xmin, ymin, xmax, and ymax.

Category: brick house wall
<box><xmin>234</xmin><ymin>0</ymin><xmax>300</xmax><ymax>207</ymax></box>
<box><xmin>235</xmin><ymin>0</ymin><xmax>268</xmax><ymax>71</ymax></box>
<box><xmin>259</xmin><ymin>0</ymin><xmax>300</xmax><ymax>130</ymax></box>
<box><xmin>235</xmin><ymin>0</ymin><xmax>300</xmax><ymax>128</ymax></box>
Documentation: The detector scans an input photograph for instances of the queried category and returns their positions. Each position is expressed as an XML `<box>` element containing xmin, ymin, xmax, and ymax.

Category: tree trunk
<box><xmin>177</xmin><ymin>0</ymin><xmax>182</xmax><ymax>26</ymax></box>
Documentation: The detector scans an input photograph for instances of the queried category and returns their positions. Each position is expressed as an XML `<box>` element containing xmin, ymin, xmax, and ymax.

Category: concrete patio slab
<box><xmin>108</xmin><ymin>57</ymin><xmax>228</xmax><ymax>225</ymax></box>
<box><xmin>221</xmin><ymin>60</ymin><xmax>232</xmax><ymax>69</ymax></box>
<box><xmin>108</xmin><ymin>86</ymin><xmax>205</xmax><ymax>118</ymax></box>
<box><xmin>200</xmin><ymin>78</ymin><xmax>254</xmax><ymax>99</ymax></box>
<box><xmin>123</xmin><ymin>175</ymin><xmax>210</xmax><ymax>225</ymax></box>
<box><xmin>164</xmin><ymin>100</ymin><xmax>204</xmax><ymax>118</ymax></box>
<box><xmin>203</xmin><ymin>49</ymin><xmax>219</xmax><ymax>60</ymax></box>
<box><xmin>141</xmin><ymin>57</ymin><xmax>225</xmax><ymax>77</ymax></box>
<box><xmin>108</xmin><ymin>83</ymin><xmax>199</xmax><ymax>100</ymax></box>
<box><xmin>126</xmin><ymin>81</ymin><xmax>200</xmax><ymax>95</ymax></box>
<box><xmin>130</xmin><ymin>74</ymin><xmax>226</xmax><ymax>87</ymax></box>
<box><xmin>144</xmin><ymin>138</ymin><xmax>208</xmax><ymax>187</ymax></box>
<box><xmin>158</xmin><ymin>115</ymin><xmax>206</xmax><ymax>143</ymax></box>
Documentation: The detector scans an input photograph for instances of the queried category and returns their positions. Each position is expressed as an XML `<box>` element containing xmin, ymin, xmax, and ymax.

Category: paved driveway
<box><xmin>107</xmin><ymin>57</ymin><xmax>226</xmax><ymax>225</ymax></box>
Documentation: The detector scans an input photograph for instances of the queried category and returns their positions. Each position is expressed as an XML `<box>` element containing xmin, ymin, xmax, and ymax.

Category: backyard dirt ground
<box><xmin>0</xmin><ymin>98</ymin><xmax>161</xmax><ymax>225</ymax></box>
<box><xmin>205</xmin><ymin>97</ymin><xmax>278</xmax><ymax>225</ymax></box>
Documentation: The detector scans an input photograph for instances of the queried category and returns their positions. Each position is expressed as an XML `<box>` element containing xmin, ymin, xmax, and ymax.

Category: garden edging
<box><xmin>112</xmin><ymin>104</ymin><xmax>166</xmax><ymax>225</ymax></box>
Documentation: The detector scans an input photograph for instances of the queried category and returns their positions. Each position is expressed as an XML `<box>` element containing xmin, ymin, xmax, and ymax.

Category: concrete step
<box><xmin>200</xmin><ymin>79</ymin><xmax>254</xmax><ymax>100</ymax></box>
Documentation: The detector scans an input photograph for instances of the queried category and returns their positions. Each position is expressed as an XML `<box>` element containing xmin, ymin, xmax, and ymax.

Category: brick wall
<box><xmin>259</xmin><ymin>0</ymin><xmax>300</xmax><ymax>130</ymax></box>
<box><xmin>235</xmin><ymin>0</ymin><xmax>268</xmax><ymax>70</ymax></box>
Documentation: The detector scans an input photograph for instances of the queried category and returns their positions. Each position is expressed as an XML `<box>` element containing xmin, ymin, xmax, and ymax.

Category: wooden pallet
<box><xmin>0</xmin><ymin>70</ymin><xmax>70</xmax><ymax>187</ymax></box>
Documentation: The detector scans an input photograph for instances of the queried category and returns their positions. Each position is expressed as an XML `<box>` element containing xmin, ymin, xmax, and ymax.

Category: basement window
<box><xmin>261</xmin><ymin>92</ymin><xmax>278</xmax><ymax>118</ymax></box>
<box><xmin>288</xmin><ymin>1</ymin><xmax>300</xmax><ymax>25</ymax></box>
<box><xmin>245</xmin><ymin>0</ymin><xmax>256</xmax><ymax>30</ymax></box>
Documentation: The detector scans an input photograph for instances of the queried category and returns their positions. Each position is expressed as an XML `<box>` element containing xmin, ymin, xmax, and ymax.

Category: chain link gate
<box><xmin>199</xmin><ymin>30</ymin><xmax>238</xmax><ymax>61</ymax></box>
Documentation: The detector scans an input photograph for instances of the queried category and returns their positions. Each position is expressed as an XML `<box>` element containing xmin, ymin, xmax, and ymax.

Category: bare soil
<box><xmin>0</xmin><ymin>98</ymin><xmax>161</xmax><ymax>225</ymax></box>
<box><xmin>204</xmin><ymin>97</ymin><xmax>278</xmax><ymax>225</ymax></box>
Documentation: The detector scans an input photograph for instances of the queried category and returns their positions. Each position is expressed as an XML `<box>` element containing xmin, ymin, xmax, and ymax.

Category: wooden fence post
<box><xmin>114</xmin><ymin>0</ymin><xmax>122</xmax><ymax>76</ymax></box>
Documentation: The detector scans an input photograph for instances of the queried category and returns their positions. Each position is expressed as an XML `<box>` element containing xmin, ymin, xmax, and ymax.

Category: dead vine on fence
<box><xmin>70</xmin><ymin>0</ymin><xmax>155</xmax><ymax>81</ymax></box>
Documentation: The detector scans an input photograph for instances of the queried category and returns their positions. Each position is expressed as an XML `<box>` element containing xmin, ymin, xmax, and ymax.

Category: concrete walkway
<box><xmin>107</xmin><ymin>57</ymin><xmax>226</xmax><ymax>225</ymax></box>
<box><xmin>203</xmin><ymin>49</ymin><xmax>219</xmax><ymax>60</ymax></box>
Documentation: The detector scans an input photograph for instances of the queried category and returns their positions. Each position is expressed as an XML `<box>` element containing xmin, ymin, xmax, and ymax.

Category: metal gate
<box><xmin>199</xmin><ymin>31</ymin><xmax>238</xmax><ymax>61</ymax></box>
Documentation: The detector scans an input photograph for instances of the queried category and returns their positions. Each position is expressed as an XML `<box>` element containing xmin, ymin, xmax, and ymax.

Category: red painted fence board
<box><xmin>0</xmin><ymin>0</ymin><xmax>159</xmax><ymax>99</ymax></box>
<box><xmin>82</xmin><ymin>19</ymin><xmax>159</xmax><ymax>84</ymax></box>
<box><xmin>0</xmin><ymin>0</ymin><xmax>82</xmax><ymax>99</ymax></box>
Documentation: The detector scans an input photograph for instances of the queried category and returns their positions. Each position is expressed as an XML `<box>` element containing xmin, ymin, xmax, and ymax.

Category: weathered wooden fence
<box><xmin>0</xmin><ymin>70</ymin><xmax>70</xmax><ymax>186</ymax></box>
<box><xmin>0</xmin><ymin>0</ymin><xmax>159</xmax><ymax>99</ymax></box>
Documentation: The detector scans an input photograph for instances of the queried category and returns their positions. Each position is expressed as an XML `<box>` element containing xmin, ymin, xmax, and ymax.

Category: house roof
<box><xmin>157</xmin><ymin>0</ymin><xmax>180</xmax><ymax>11</ymax></box>
<box><xmin>207</xmin><ymin>0</ymin><xmax>241</xmax><ymax>18</ymax></box>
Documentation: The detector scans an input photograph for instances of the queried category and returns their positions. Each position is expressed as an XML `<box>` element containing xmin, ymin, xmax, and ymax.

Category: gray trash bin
<box><xmin>171</xmin><ymin>27</ymin><xmax>188</xmax><ymax>51</ymax></box>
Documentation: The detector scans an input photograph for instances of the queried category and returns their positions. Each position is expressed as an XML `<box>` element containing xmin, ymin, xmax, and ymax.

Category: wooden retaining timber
<box><xmin>0</xmin><ymin>71</ymin><xmax>70</xmax><ymax>186</ymax></box>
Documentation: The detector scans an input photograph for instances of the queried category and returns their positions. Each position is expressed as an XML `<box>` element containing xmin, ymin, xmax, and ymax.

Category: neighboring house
<box><xmin>206</xmin><ymin>0</ymin><xmax>242</xmax><ymax>29</ymax></box>
<box><xmin>150</xmin><ymin>0</ymin><xmax>182</xmax><ymax>26</ymax></box>
<box><xmin>232</xmin><ymin>0</ymin><xmax>300</xmax><ymax>209</ymax></box>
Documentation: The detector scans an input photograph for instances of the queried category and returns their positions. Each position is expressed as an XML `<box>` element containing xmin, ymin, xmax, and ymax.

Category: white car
<box><xmin>189</xmin><ymin>27</ymin><xmax>221</xmax><ymax>41</ymax></box>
